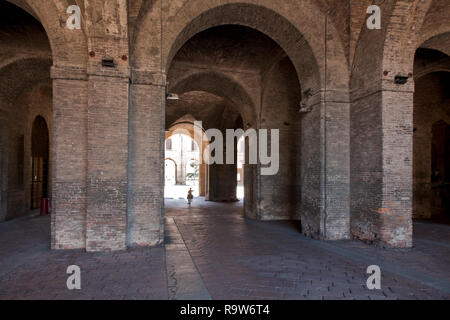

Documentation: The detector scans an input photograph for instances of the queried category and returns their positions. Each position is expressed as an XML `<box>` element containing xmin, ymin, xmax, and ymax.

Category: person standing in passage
<box><xmin>187</xmin><ymin>188</ymin><xmax>194</xmax><ymax>207</ymax></box>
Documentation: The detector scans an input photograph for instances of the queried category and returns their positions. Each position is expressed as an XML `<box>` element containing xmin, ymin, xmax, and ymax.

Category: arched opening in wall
<box><xmin>164</xmin><ymin>158</ymin><xmax>177</xmax><ymax>186</ymax></box>
<box><xmin>30</xmin><ymin>116</ymin><xmax>49</xmax><ymax>209</ymax></box>
<box><xmin>0</xmin><ymin>1</ymin><xmax>52</xmax><ymax>221</ymax></box>
<box><xmin>413</xmin><ymin>47</ymin><xmax>450</xmax><ymax>225</ymax></box>
<box><xmin>164</xmin><ymin>132</ymin><xmax>201</xmax><ymax>200</ymax></box>
<box><xmin>165</xmin><ymin>25</ymin><xmax>302</xmax><ymax>220</ymax></box>
<box><xmin>130</xmin><ymin>1</ymin><xmax>351</xmax><ymax>246</ymax></box>
<box><xmin>236</xmin><ymin>135</ymin><xmax>245</xmax><ymax>200</ymax></box>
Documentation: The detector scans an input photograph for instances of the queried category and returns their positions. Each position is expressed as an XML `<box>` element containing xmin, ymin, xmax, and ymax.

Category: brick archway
<box><xmin>0</xmin><ymin>54</ymin><xmax>52</xmax><ymax>220</ymax></box>
<box><xmin>132</xmin><ymin>0</ymin><xmax>350</xmax><ymax>95</ymax></box>
<box><xmin>164</xmin><ymin>157</ymin><xmax>178</xmax><ymax>185</ymax></box>
<box><xmin>168</xmin><ymin>71</ymin><xmax>257</xmax><ymax>207</ymax></box>
<box><xmin>128</xmin><ymin>1</ymin><xmax>352</xmax><ymax>244</ymax></box>
<box><xmin>165</xmin><ymin>121</ymin><xmax>208</xmax><ymax>197</ymax></box>
<box><xmin>7</xmin><ymin>0</ymin><xmax>88</xmax><ymax>68</ymax></box>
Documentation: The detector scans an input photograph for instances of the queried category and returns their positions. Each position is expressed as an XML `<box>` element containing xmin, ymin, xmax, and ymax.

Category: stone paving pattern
<box><xmin>0</xmin><ymin>199</ymin><xmax>449</xmax><ymax>300</ymax></box>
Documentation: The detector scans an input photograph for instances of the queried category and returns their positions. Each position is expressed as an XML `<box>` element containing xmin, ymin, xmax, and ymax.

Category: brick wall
<box><xmin>86</xmin><ymin>76</ymin><xmax>129</xmax><ymax>251</ymax></box>
<box><xmin>127</xmin><ymin>78</ymin><xmax>165</xmax><ymax>247</ymax></box>
<box><xmin>51</xmin><ymin>75</ymin><xmax>88</xmax><ymax>250</ymax></box>
<box><xmin>259</xmin><ymin>56</ymin><xmax>301</xmax><ymax>221</ymax></box>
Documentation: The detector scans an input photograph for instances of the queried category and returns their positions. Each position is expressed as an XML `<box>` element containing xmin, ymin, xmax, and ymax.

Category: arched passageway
<box><xmin>413</xmin><ymin>48</ymin><xmax>450</xmax><ymax>223</ymax></box>
<box><xmin>164</xmin><ymin>158</ymin><xmax>177</xmax><ymax>186</ymax></box>
<box><xmin>0</xmin><ymin>1</ymin><xmax>52</xmax><ymax>221</ymax></box>
<box><xmin>165</xmin><ymin>25</ymin><xmax>303</xmax><ymax>220</ymax></box>
<box><xmin>128</xmin><ymin>0</ymin><xmax>351</xmax><ymax>248</ymax></box>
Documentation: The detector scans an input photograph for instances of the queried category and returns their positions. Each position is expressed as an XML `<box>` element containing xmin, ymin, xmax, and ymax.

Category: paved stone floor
<box><xmin>0</xmin><ymin>199</ymin><xmax>449</xmax><ymax>300</ymax></box>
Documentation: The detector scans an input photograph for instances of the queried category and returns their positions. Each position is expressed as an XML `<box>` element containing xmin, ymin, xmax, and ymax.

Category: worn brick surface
<box><xmin>1</xmin><ymin>201</ymin><xmax>449</xmax><ymax>300</ymax></box>
<box><xmin>0</xmin><ymin>214</ymin><xmax>168</xmax><ymax>300</ymax></box>
<box><xmin>166</xmin><ymin>200</ymin><xmax>450</xmax><ymax>300</ymax></box>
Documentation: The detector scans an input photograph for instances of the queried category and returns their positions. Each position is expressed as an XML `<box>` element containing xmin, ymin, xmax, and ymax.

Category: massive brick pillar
<box><xmin>207</xmin><ymin>164</ymin><xmax>237</xmax><ymax>202</ymax></box>
<box><xmin>76</xmin><ymin>0</ymin><xmax>131</xmax><ymax>251</ymax></box>
<box><xmin>206</xmin><ymin>132</ymin><xmax>237</xmax><ymax>202</ymax></box>
<box><xmin>85</xmin><ymin>72</ymin><xmax>130</xmax><ymax>251</ymax></box>
<box><xmin>127</xmin><ymin>70</ymin><xmax>165</xmax><ymax>247</ymax></box>
<box><xmin>244</xmin><ymin>163</ymin><xmax>258</xmax><ymax>219</ymax></box>
<box><xmin>300</xmin><ymin>90</ymin><xmax>350</xmax><ymax>240</ymax></box>
<box><xmin>199</xmin><ymin>163</ymin><xmax>207</xmax><ymax>196</ymax></box>
<box><xmin>51</xmin><ymin>66</ymin><xmax>88</xmax><ymax>249</ymax></box>
<box><xmin>351</xmin><ymin>84</ymin><xmax>413</xmax><ymax>248</ymax></box>
<box><xmin>176</xmin><ymin>138</ymin><xmax>186</xmax><ymax>185</ymax></box>
<box><xmin>322</xmin><ymin>91</ymin><xmax>351</xmax><ymax>240</ymax></box>
<box><xmin>379</xmin><ymin>89</ymin><xmax>413</xmax><ymax>247</ymax></box>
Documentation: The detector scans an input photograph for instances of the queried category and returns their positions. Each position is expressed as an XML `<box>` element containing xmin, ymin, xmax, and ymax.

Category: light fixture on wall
<box><xmin>298</xmin><ymin>102</ymin><xmax>313</xmax><ymax>113</ymax></box>
<box><xmin>164</xmin><ymin>81</ymin><xmax>179</xmax><ymax>101</ymax></box>
<box><xmin>166</xmin><ymin>93</ymin><xmax>179</xmax><ymax>101</ymax></box>
<box><xmin>299</xmin><ymin>88</ymin><xmax>314</xmax><ymax>113</ymax></box>
<box><xmin>394</xmin><ymin>75</ymin><xmax>409</xmax><ymax>85</ymax></box>
<box><xmin>303</xmin><ymin>88</ymin><xmax>313</xmax><ymax>98</ymax></box>
<box><xmin>101</xmin><ymin>55</ymin><xmax>116</xmax><ymax>68</ymax></box>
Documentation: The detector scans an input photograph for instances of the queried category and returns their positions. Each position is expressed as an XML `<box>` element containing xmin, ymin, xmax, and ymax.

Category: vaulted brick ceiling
<box><xmin>172</xmin><ymin>25</ymin><xmax>285</xmax><ymax>74</ymax></box>
<box><xmin>0</xmin><ymin>2</ymin><xmax>51</xmax><ymax>111</ymax></box>
<box><xmin>167</xmin><ymin>25</ymin><xmax>286</xmax><ymax>130</ymax></box>
<box><xmin>0</xmin><ymin>1</ymin><xmax>50</xmax><ymax>60</ymax></box>
<box><xmin>166</xmin><ymin>91</ymin><xmax>239</xmax><ymax>130</ymax></box>
<box><xmin>420</xmin><ymin>33</ymin><xmax>450</xmax><ymax>56</ymax></box>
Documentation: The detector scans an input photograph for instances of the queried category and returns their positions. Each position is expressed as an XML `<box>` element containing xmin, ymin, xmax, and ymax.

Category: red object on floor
<box><xmin>40</xmin><ymin>198</ymin><xmax>49</xmax><ymax>215</ymax></box>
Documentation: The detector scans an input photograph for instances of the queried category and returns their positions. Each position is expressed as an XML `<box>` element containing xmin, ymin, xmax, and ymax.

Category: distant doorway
<box><xmin>164</xmin><ymin>133</ymin><xmax>201</xmax><ymax>199</ymax></box>
<box><xmin>237</xmin><ymin>135</ymin><xmax>245</xmax><ymax>200</ymax></box>
<box><xmin>431</xmin><ymin>121</ymin><xmax>450</xmax><ymax>217</ymax></box>
<box><xmin>30</xmin><ymin>116</ymin><xmax>49</xmax><ymax>209</ymax></box>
